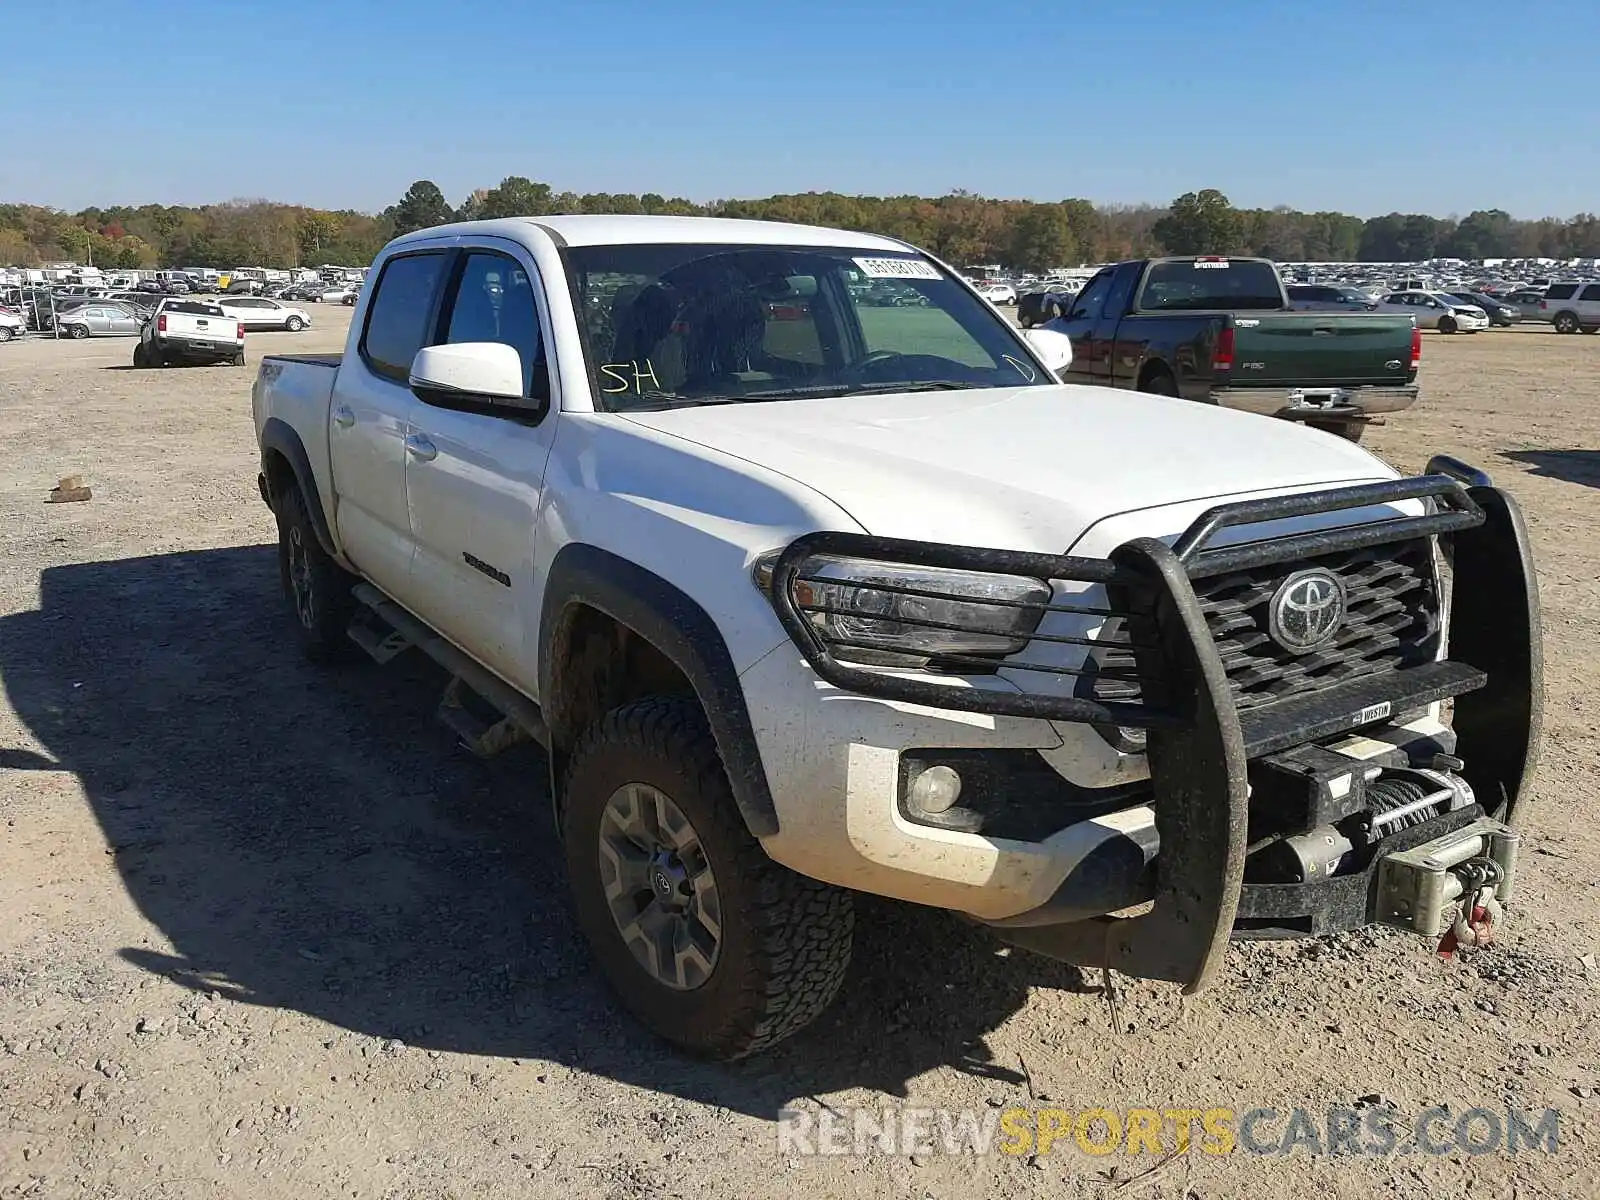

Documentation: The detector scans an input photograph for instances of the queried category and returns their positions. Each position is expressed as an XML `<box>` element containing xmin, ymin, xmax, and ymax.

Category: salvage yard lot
<box><xmin>2</xmin><ymin>314</ymin><xmax>1598</xmax><ymax>1199</ymax></box>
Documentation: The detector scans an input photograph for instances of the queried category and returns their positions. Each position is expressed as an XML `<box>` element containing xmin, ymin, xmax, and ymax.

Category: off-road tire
<box><xmin>274</xmin><ymin>483</ymin><xmax>356</xmax><ymax>661</ymax></box>
<box><xmin>563</xmin><ymin>696</ymin><xmax>853</xmax><ymax>1060</ymax></box>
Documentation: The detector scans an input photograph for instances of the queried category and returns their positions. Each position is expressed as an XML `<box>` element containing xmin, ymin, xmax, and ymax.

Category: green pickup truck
<box><xmin>1043</xmin><ymin>256</ymin><xmax>1421</xmax><ymax>441</ymax></box>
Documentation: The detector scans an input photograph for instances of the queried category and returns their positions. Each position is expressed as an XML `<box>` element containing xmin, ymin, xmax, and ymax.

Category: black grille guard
<box><xmin>766</xmin><ymin>464</ymin><xmax>1543</xmax><ymax>992</ymax></box>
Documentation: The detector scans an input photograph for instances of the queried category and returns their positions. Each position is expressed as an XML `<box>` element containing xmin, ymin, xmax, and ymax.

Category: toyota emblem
<box><xmin>1267</xmin><ymin>568</ymin><xmax>1346</xmax><ymax>654</ymax></box>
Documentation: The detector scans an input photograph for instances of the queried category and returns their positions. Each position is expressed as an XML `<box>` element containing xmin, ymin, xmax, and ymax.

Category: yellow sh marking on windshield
<box><xmin>600</xmin><ymin>360</ymin><xmax>661</xmax><ymax>393</ymax></box>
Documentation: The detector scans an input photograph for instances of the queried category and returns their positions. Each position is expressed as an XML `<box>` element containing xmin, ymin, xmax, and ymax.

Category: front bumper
<box><xmin>763</xmin><ymin>462</ymin><xmax>1541</xmax><ymax>991</ymax></box>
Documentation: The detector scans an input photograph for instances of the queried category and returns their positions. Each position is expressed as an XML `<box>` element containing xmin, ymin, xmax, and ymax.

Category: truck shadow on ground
<box><xmin>1501</xmin><ymin>449</ymin><xmax>1600</xmax><ymax>490</ymax></box>
<box><xmin>1</xmin><ymin>546</ymin><xmax>1098</xmax><ymax>1118</ymax></box>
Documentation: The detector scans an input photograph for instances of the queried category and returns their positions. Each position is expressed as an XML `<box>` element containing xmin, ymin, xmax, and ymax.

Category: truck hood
<box><xmin>620</xmin><ymin>384</ymin><xmax>1393</xmax><ymax>551</ymax></box>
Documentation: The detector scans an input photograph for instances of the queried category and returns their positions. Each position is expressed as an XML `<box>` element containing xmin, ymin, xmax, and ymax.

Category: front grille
<box><xmin>1081</xmin><ymin>540</ymin><xmax>1442</xmax><ymax>716</ymax></box>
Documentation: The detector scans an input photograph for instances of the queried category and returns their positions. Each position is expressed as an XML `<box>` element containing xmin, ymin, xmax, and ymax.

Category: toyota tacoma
<box><xmin>252</xmin><ymin>216</ymin><xmax>1541</xmax><ymax>1059</ymax></box>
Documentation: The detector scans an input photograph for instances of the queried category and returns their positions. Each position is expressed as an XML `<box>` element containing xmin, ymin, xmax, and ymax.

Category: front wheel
<box><xmin>285</xmin><ymin>315</ymin><xmax>304</xmax><ymax>332</ymax></box>
<box><xmin>68</xmin><ymin>324</ymin><xmax>89</xmax><ymax>339</ymax></box>
<box><xmin>1438</xmin><ymin>315</ymin><xmax>1457</xmax><ymax>334</ymax></box>
<box><xmin>563</xmin><ymin>697</ymin><xmax>854</xmax><ymax>1060</ymax></box>
<box><xmin>0</xmin><ymin>326</ymin><xmax>14</xmax><ymax>343</ymax></box>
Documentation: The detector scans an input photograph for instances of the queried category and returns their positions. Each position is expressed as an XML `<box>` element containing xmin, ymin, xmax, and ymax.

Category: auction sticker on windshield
<box><xmin>854</xmin><ymin>257</ymin><xmax>942</xmax><ymax>280</ymax></box>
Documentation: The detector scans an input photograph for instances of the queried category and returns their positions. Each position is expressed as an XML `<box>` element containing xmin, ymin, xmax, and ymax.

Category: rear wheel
<box><xmin>1018</xmin><ymin>311</ymin><xmax>1035</xmax><ymax>329</ymax></box>
<box><xmin>231</xmin><ymin>350</ymin><xmax>246</xmax><ymax>367</ymax></box>
<box><xmin>1139</xmin><ymin>370</ymin><xmax>1180</xmax><ymax>397</ymax></box>
<box><xmin>274</xmin><ymin>483</ymin><xmax>356</xmax><ymax>661</ymax></box>
<box><xmin>1309</xmin><ymin>419</ymin><xmax>1364</xmax><ymax>443</ymax></box>
<box><xmin>1438</xmin><ymin>315</ymin><xmax>1457</xmax><ymax>334</ymax></box>
<box><xmin>1582</xmin><ymin>325</ymin><xmax>1598</xmax><ymax>335</ymax></box>
<box><xmin>563</xmin><ymin>696</ymin><xmax>854</xmax><ymax>1059</ymax></box>
<box><xmin>1554</xmin><ymin>311</ymin><xmax>1580</xmax><ymax>334</ymax></box>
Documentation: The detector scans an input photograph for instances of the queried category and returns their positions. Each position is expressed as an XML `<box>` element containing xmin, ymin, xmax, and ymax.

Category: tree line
<box><xmin>5</xmin><ymin>181</ymin><xmax>1599</xmax><ymax>272</ymax></box>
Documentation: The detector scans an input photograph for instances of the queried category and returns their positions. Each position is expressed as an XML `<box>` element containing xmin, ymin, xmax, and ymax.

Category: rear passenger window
<box><xmin>1545</xmin><ymin>284</ymin><xmax>1578</xmax><ymax>300</ymax></box>
<box><xmin>361</xmin><ymin>252</ymin><xmax>446</xmax><ymax>381</ymax></box>
<box><xmin>1579</xmin><ymin>285</ymin><xmax>1600</xmax><ymax>302</ymax></box>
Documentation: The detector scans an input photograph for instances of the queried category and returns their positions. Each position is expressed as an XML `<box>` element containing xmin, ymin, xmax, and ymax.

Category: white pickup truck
<box><xmin>135</xmin><ymin>298</ymin><xmax>246</xmax><ymax>367</ymax></box>
<box><xmin>253</xmin><ymin>216</ymin><xmax>1542</xmax><ymax>1059</ymax></box>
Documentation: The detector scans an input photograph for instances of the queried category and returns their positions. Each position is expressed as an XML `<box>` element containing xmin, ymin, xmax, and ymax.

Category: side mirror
<box><xmin>410</xmin><ymin>342</ymin><xmax>527</xmax><ymax>405</ymax></box>
<box><xmin>1023</xmin><ymin>327</ymin><xmax>1074</xmax><ymax>376</ymax></box>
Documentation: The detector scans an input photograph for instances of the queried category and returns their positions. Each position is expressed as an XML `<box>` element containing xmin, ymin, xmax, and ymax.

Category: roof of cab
<box><xmin>388</xmin><ymin>214</ymin><xmax>915</xmax><ymax>253</ymax></box>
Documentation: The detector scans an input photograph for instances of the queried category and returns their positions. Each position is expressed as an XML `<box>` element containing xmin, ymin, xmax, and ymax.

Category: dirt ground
<box><xmin>1</xmin><ymin>313</ymin><xmax>1598</xmax><ymax>1200</ymax></box>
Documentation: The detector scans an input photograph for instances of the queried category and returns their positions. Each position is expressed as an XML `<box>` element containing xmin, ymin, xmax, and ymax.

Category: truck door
<box><xmin>1092</xmin><ymin>263</ymin><xmax>1141</xmax><ymax>385</ymax></box>
<box><xmin>1051</xmin><ymin>268</ymin><xmax>1113</xmax><ymax>384</ymax></box>
<box><xmin>403</xmin><ymin>244</ymin><xmax>558</xmax><ymax>694</ymax></box>
<box><xmin>327</xmin><ymin>249</ymin><xmax>447</xmax><ymax>599</ymax></box>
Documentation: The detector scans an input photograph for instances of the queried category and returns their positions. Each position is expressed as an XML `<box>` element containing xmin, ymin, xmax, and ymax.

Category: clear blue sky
<box><xmin>6</xmin><ymin>0</ymin><xmax>1595</xmax><ymax>218</ymax></box>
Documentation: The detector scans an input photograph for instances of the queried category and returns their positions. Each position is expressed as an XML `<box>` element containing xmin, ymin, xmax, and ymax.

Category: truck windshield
<box><xmin>1137</xmin><ymin>259</ymin><xmax>1285</xmax><ymax>311</ymax></box>
<box><xmin>564</xmin><ymin>244</ymin><xmax>1048</xmax><ymax>411</ymax></box>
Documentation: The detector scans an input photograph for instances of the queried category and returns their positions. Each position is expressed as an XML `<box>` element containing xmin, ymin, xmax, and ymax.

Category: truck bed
<box><xmin>263</xmin><ymin>352</ymin><xmax>342</xmax><ymax>368</ymax></box>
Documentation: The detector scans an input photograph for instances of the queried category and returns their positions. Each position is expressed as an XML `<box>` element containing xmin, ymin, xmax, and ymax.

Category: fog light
<box><xmin>907</xmin><ymin>765</ymin><xmax>962</xmax><ymax>815</ymax></box>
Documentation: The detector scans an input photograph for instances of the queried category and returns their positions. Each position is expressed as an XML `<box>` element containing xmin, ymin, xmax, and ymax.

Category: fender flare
<box><xmin>539</xmin><ymin>543</ymin><xmax>779</xmax><ymax>838</ymax></box>
<box><xmin>258</xmin><ymin>416</ymin><xmax>338</xmax><ymax>558</ymax></box>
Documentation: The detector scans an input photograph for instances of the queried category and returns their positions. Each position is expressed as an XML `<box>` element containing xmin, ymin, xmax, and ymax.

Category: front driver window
<box><xmin>443</xmin><ymin>252</ymin><xmax>545</xmax><ymax>396</ymax></box>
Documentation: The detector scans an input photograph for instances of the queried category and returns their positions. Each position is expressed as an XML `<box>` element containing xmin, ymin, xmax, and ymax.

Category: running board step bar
<box><xmin>349</xmin><ymin>584</ymin><xmax>549</xmax><ymax>755</ymax></box>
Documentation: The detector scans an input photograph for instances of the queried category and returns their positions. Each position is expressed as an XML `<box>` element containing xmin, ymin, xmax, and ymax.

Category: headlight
<box><xmin>759</xmin><ymin>553</ymin><xmax>1051</xmax><ymax>667</ymax></box>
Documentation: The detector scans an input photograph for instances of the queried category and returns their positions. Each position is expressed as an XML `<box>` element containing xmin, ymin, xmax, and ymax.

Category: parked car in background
<box><xmin>134</xmin><ymin>299</ymin><xmax>246</xmax><ymax>367</ymax></box>
<box><xmin>106</xmin><ymin>292</ymin><xmax>158</xmax><ymax>316</ymax></box>
<box><xmin>1503</xmin><ymin>288</ymin><xmax>1547</xmax><ymax>319</ymax></box>
<box><xmin>976</xmin><ymin>281</ymin><xmax>1017</xmax><ymax>306</ymax></box>
<box><xmin>1285</xmin><ymin>284</ymin><xmax>1379</xmax><ymax>311</ymax></box>
<box><xmin>341</xmin><ymin>285</ymin><xmax>361</xmax><ymax>306</ymax></box>
<box><xmin>0</xmin><ymin>308</ymin><xmax>24</xmax><ymax>341</ymax></box>
<box><xmin>1448</xmin><ymin>292</ymin><xmax>1518</xmax><ymax>327</ymax></box>
<box><xmin>54</xmin><ymin>302</ymin><xmax>147</xmax><ymax>338</ymax></box>
<box><xmin>313</xmin><ymin>284</ymin><xmax>352</xmax><ymax>303</ymax></box>
<box><xmin>280</xmin><ymin>283</ymin><xmax>323</xmax><ymax>301</ymax></box>
<box><xmin>1539</xmin><ymin>282</ymin><xmax>1600</xmax><ymax>334</ymax></box>
<box><xmin>212</xmin><ymin>296</ymin><xmax>313</xmax><ymax>331</ymax></box>
<box><xmin>1016</xmin><ymin>285</ymin><xmax>1077</xmax><ymax>328</ymax></box>
<box><xmin>1377</xmin><ymin>291</ymin><xmax>1489</xmax><ymax>333</ymax></box>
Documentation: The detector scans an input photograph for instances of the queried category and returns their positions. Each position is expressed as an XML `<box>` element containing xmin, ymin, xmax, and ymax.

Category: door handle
<box><xmin>332</xmin><ymin>405</ymin><xmax>355</xmax><ymax>429</ymax></box>
<box><xmin>405</xmin><ymin>433</ymin><xmax>438</xmax><ymax>462</ymax></box>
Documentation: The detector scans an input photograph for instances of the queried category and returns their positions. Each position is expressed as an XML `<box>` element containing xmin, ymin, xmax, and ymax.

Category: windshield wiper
<box><xmin>710</xmin><ymin>380</ymin><xmax>977</xmax><ymax>402</ymax></box>
<box><xmin>622</xmin><ymin>380</ymin><xmax>977</xmax><ymax>410</ymax></box>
